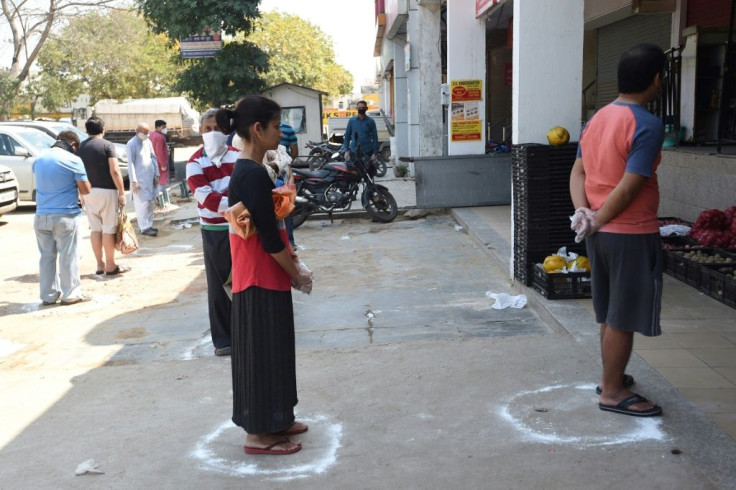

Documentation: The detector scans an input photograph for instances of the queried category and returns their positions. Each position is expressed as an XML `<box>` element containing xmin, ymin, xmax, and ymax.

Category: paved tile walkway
<box><xmin>460</xmin><ymin>205</ymin><xmax>736</xmax><ymax>441</ymax></box>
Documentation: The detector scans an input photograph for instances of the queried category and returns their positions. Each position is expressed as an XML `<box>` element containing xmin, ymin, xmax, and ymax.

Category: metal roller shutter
<box><xmin>596</xmin><ymin>14</ymin><xmax>672</xmax><ymax>109</ymax></box>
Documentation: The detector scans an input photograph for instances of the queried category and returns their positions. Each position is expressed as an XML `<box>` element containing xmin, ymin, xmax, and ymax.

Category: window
<box><xmin>282</xmin><ymin>106</ymin><xmax>306</xmax><ymax>133</ymax></box>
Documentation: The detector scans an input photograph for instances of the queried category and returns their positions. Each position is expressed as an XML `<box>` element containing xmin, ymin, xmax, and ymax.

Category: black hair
<box><xmin>85</xmin><ymin>116</ymin><xmax>105</xmax><ymax>136</ymax></box>
<box><xmin>57</xmin><ymin>130</ymin><xmax>81</xmax><ymax>148</ymax></box>
<box><xmin>617</xmin><ymin>43</ymin><xmax>666</xmax><ymax>94</ymax></box>
<box><xmin>155</xmin><ymin>119</ymin><xmax>167</xmax><ymax>128</ymax></box>
<box><xmin>357</xmin><ymin>100</ymin><xmax>368</xmax><ymax>108</ymax></box>
<box><xmin>215</xmin><ymin>95</ymin><xmax>281</xmax><ymax>142</ymax></box>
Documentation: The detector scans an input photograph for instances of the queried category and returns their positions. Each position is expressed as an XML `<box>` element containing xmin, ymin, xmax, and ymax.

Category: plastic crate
<box><xmin>697</xmin><ymin>265</ymin><xmax>736</xmax><ymax>308</ymax></box>
<box><xmin>664</xmin><ymin>249</ymin><xmax>736</xmax><ymax>287</ymax></box>
<box><xmin>532</xmin><ymin>263</ymin><xmax>592</xmax><ymax>299</ymax></box>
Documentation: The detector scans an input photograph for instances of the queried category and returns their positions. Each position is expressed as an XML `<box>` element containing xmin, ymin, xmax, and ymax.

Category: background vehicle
<box><xmin>0</xmin><ymin>121</ymin><xmax>129</xmax><ymax>183</ymax></box>
<box><xmin>73</xmin><ymin>97</ymin><xmax>200</xmax><ymax>145</ymax></box>
<box><xmin>0</xmin><ymin>164</ymin><xmax>20</xmax><ymax>217</ymax></box>
<box><xmin>326</xmin><ymin>109</ymin><xmax>392</xmax><ymax>162</ymax></box>
<box><xmin>0</xmin><ymin>126</ymin><xmax>56</xmax><ymax>202</ymax></box>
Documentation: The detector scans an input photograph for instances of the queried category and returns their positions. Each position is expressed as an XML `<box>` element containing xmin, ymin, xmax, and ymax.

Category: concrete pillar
<box><xmin>392</xmin><ymin>39</ymin><xmax>410</xmax><ymax>161</ymax></box>
<box><xmin>512</xmin><ymin>1</ymin><xmax>584</xmax><ymax>144</ymax></box>
<box><xmin>446</xmin><ymin>0</ymin><xmax>486</xmax><ymax>155</ymax></box>
<box><xmin>407</xmin><ymin>0</ymin><xmax>443</xmax><ymax>158</ymax></box>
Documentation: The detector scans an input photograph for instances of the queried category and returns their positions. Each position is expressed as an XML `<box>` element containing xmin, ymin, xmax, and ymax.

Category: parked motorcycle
<box><xmin>305</xmin><ymin>140</ymin><xmax>388</xmax><ymax>177</ymax></box>
<box><xmin>291</xmin><ymin>140</ymin><xmax>398</xmax><ymax>227</ymax></box>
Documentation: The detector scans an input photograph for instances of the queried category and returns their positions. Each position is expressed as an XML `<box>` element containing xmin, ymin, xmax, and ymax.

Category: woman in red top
<box><xmin>216</xmin><ymin>96</ymin><xmax>312</xmax><ymax>456</ymax></box>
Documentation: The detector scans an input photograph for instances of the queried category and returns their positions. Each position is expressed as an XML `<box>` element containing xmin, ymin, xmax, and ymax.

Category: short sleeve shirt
<box><xmin>279</xmin><ymin>122</ymin><xmax>298</xmax><ymax>148</ymax></box>
<box><xmin>32</xmin><ymin>148</ymin><xmax>88</xmax><ymax>215</ymax></box>
<box><xmin>78</xmin><ymin>137</ymin><xmax>117</xmax><ymax>189</ymax></box>
<box><xmin>579</xmin><ymin>101</ymin><xmax>664</xmax><ymax>234</ymax></box>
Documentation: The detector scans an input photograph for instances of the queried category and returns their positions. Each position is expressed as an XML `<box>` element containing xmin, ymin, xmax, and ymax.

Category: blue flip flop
<box><xmin>599</xmin><ymin>393</ymin><xmax>662</xmax><ymax>417</ymax></box>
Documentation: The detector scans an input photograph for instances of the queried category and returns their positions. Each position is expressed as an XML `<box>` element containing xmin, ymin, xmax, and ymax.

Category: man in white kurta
<box><xmin>126</xmin><ymin>123</ymin><xmax>160</xmax><ymax>236</ymax></box>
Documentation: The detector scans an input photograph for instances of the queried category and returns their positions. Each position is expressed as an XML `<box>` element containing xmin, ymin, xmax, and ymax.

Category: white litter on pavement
<box><xmin>454</xmin><ymin>225</ymin><xmax>464</xmax><ymax>231</ymax></box>
<box><xmin>75</xmin><ymin>459</ymin><xmax>104</xmax><ymax>475</ymax></box>
<box><xmin>0</xmin><ymin>338</ymin><xmax>25</xmax><ymax>357</ymax></box>
<box><xmin>192</xmin><ymin>415</ymin><xmax>343</xmax><ymax>481</ymax></box>
<box><xmin>341</xmin><ymin>235</ymin><xmax>350</xmax><ymax>240</ymax></box>
<box><xmin>485</xmin><ymin>291</ymin><xmax>527</xmax><ymax>309</ymax></box>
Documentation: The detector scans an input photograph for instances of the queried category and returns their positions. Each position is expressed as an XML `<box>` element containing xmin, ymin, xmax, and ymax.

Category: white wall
<box><xmin>261</xmin><ymin>85</ymin><xmax>322</xmax><ymax>156</ymax></box>
<box><xmin>446</xmin><ymin>0</ymin><xmax>486</xmax><ymax>155</ymax></box>
<box><xmin>512</xmin><ymin>1</ymin><xmax>584</xmax><ymax>144</ymax></box>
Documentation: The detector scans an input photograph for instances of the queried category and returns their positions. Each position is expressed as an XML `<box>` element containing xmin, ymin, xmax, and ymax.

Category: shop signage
<box><xmin>450</xmin><ymin>79</ymin><xmax>483</xmax><ymax>102</ymax></box>
<box><xmin>450</xmin><ymin>101</ymin><xmax>482</xmax><ymax>142</ymax></box>
<box><xmin>180</xmin><ymin>31</ymin><xmax>222</xmax><ymax>59</ymax></box>
<box><xmin>476</xmin><ymin>0</ymin><xmax>500</xmax><ymax>18</ymax></box>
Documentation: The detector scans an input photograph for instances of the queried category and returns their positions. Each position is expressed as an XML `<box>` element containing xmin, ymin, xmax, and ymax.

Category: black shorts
<box><xmin>585</xmin><ymin>232</ymin><xmax>663</xmax><ymax>337</ymax></box>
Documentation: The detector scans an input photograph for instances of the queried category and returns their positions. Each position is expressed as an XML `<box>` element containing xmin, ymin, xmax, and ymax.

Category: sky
<box><xmin>258</xmin><ymin>0</ymin><xmax>378</xmax><ymax>93</ymax></box>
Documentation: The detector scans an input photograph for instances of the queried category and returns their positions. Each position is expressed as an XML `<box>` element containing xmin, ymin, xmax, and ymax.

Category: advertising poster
<box><xmin>451</xmin><ymin>102</ymin><xmax>481</xmax><ymax>141</ymax></box>
<box><xmin>450</xmin><ymin>79</ymin><xmax>483</xmax><ymax>102</ymax></box>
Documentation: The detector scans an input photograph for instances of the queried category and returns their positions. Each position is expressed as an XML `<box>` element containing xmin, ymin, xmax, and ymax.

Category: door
<box><xmin>0</xmin><ymin>133</ymin><xmax>35</xmax><ymax>200</ymax></box>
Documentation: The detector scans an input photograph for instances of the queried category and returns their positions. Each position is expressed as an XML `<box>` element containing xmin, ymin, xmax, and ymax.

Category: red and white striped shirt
<box><xmin>185</xmin><ymin>146</ymin><xmax>239</xmax><ymax>229</ymax></box>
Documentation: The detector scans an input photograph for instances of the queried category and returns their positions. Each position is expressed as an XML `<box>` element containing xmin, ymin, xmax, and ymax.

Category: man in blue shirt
<box><xmin>341</xmin><ymin>100</ymin><xmax>379</xmax><ymax>160</ymax></box>
<box><xmin>33</xmin><ymin>131</ymin><xmax>92</xmax><ymax>305</ymax></box>
<box><xmin>280</xmin><ymin>121</ymin><xmax>299</xmax><ymax>159</ymax></box>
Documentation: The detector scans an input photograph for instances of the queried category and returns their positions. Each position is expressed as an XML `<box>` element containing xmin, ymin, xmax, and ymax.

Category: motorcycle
<box><xmin>290</xmin><ymin>141</ymin><xmax>398</xmax><ymax>227</ymax></box>
<box><xmin>305</xmin><ymin>140</ymin><xmax>388</xmax><ymax>177</ymax></box>
<box><xmin>304</xmin><ymin>140</ymin><xmax>342</xmax><ymax>169</ymax></box>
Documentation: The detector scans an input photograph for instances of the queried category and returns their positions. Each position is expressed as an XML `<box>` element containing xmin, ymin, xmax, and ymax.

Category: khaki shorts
<box><xmin>84</xmin><ymin>188</ymin><xmax>119</xmax><ymax>234</ymax></box>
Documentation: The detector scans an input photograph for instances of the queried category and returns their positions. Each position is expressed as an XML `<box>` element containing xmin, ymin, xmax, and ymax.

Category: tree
<box><xmin>36</xmin><ymin>9</ymin><xmax>181</xmax><ymax>104</ymax></box>
<box><xmin>0</xmin><ymin>71</ymin><xmax>20</xmax><ymax>118</ymax></box>
<box><xmin>246</xmin><ymin>11</ymin><xmax>353</xmax><ymax>97</ymax></box>
<box><xmin>136</xmin><ymin>0</ymin><xmax>268</xmax><ymax>107</ymax></box>
<box><xmin>1</xmin><ymin>0</ymin><xmax>120</xmax><ymax>84</ymax></box>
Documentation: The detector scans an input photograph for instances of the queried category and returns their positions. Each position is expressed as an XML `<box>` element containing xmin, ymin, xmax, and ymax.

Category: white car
<box><xmin>0</xmin><ymin>126</ymin><xmax>56</xmax><ymax>202</ymax></box>
<box><xmin>0</xmin><ymin>121</ymin><xmax>129</xmax><ymax>183</ymax></box>
<box><xmin>0</xmin><ymin>164</ymin><xmax>20</xmax><ymax>217</ymax></box>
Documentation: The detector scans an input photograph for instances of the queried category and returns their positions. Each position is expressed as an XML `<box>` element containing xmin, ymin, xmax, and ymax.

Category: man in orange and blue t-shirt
<box><xmin>570</xmin><ymin>43</ymin><xmax>666</xmax><ymax>418</ymax></box>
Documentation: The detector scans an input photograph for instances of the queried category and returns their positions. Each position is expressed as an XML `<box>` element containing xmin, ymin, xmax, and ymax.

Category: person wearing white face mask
<box><xmin>126</xmin><ymin>122</ymin><xmax>160</xmax><ymax>237</ymax></box>
<box><xmin>150</xmin><ymin>119</ymin><xmax>170</xmax><ymax>206</ymax></box>
<box><xmin>186</xmin><ymin>108</ymin><xmax>240</xmax><ymax>357</ymax></box>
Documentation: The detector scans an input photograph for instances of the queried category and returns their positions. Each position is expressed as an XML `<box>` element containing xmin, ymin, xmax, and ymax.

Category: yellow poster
<box><xmin>450</xmin><ymin>79</ymin><xmax>483</xmax><ymax>102</ymax></box>
<box><xmin>451</xmin><ymin>120</ymin><xmax>482</xmax><ymax>142</ymax></box>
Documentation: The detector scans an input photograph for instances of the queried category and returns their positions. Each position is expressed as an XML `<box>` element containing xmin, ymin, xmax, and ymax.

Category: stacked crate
<box><xmin>512</xmin><ymin>143</ymin><xmax>583</xmax><ymax>286</ymax></box>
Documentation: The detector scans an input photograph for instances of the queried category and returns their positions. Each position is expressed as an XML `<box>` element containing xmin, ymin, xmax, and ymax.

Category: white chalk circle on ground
<box><xmin>192</xmin><ymin>415</ymin><xmax>343</xmax><ymax>481</ymax></box>
<box><xmin>498</xmin><ymin>383</ymin><xmax>667</xmax><ymax>446</ymax></box>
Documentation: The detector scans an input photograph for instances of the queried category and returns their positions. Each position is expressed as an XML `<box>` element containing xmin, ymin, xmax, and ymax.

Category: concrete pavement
<box><xmin>0</xmin><ymin>168</ymin><xmax>735</xmax><ymax>488</ymax></box>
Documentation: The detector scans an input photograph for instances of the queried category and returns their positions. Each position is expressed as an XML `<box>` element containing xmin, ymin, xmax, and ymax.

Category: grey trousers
<box><xmin>34</xmin><ymin>213</ymin><xmax>83</xmax><ymax>303</ymax></box>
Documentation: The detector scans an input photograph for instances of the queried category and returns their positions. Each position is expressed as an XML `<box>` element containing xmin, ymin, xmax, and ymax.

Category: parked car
<box><xmin>0</xmin><ymin>126</ymin><xmax>56</xmax><ymax>202</ymax></box>
<box><xmin>0</xmin><ymin>164</ymin><xmax>20</xmax><ymax>217</ymax></box>
<box><xmin>0</xmin><ymin>121</ymin><xmax>129</xmax><ymax>182</ymax></box>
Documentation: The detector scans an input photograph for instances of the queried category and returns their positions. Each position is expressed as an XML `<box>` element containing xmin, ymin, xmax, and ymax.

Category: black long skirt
<box><xmin>231</xmin><ymin>286</ymin><xmax>298</xmax><ymax>434</ymax></box>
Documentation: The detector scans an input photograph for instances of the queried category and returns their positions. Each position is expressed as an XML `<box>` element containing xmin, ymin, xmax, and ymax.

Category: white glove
<box><xmin>570</xmin><ymin>207</ymin><xmax>599</xmax><ymax>243</ymax></box>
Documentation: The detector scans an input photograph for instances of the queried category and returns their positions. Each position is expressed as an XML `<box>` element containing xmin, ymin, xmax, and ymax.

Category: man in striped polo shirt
<box><xmin>186</xmin><ymin>108</ymin><xmax>240</xmax><ymax>356</ymax></box>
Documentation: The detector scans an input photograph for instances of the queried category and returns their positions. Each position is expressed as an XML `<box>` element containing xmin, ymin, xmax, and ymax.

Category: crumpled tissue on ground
<box><xmin>75</xmin><ymin>459</ymin><xmax>104</xmax><ymax>476</ymax></box>
<box><xmin>485</xmin><ymin>291</ymin><xmax>527</xmax><ymax>309</ymax></box>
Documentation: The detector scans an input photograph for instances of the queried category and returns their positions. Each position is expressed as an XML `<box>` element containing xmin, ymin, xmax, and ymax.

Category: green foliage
<box><xmin>37</xmin><ymin>9</ymin><xmax>181</xmax><ymax>104</ymax></box>
<box><xmin>136</xmin><ymin>0</ymin><xmax>267</xmax><ymax>107</ymax></box>
<box><xmin>0</xmin><ymin>72</ymin><xmax>21</xmax><ymax>117</ymax></box>
<box><xmin>176</xmin><ymin>41</ymin><xmax>269</xmax><ymax>108</ymax></box>
<box><xmin>136</xmin><ymin>0</ymin><xmax>260</xmax><ymax>39</ymax></box>
<box><xmin>247</xmin><ymin>11</ymin><xmax>353</xmax><ymax>96</ymax></box>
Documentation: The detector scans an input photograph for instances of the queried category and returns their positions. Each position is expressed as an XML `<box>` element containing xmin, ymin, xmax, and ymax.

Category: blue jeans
<box><xmin>34</xmin><ymin>213</ymin><xmax>83</xmax><ymax>303</ymax></box>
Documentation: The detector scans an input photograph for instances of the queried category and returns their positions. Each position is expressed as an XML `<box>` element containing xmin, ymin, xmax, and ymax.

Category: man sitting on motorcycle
<box><xmin>341</xmin><ymin>100</ymin><xmax>379</xmax><ymax>164</ymax></box>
